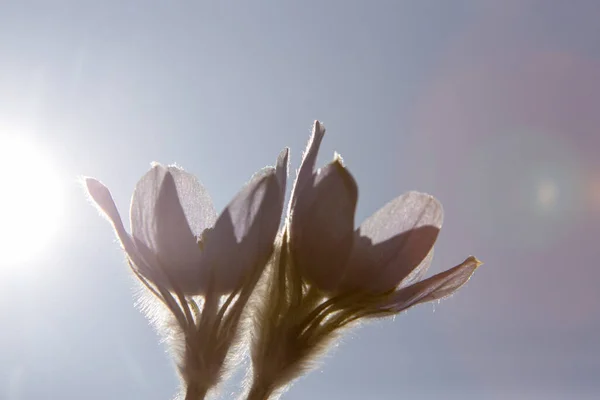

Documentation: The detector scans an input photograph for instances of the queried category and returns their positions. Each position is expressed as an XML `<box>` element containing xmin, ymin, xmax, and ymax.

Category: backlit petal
<box><xmin>276</xmin><ymin>147</ymin><xmax>289</xmax><ymax>198</ymax></box>
<box><xmin>397</xmin><ymin>246</ymin><xmax>434</xmax><ymax>290</ymax></box>
<box><xmin>291</xmin><ymin>160</ymin><xmax>358</xmax><ymax>292</ymax></box>
<box><xmin>153</xmin><ymin>171</ymin><xmax>204</xmax><ymax>293</ymax></box>
<box><xmin>168</xmin><ymin>166</ymin><xmax>217</xmax><ymax>236</ymax></box>
<box><xmin>382</xmin><ymin>256</ymin><xmax>482</xmax><ymax>313</ymax></box>
<box><xmin>85</xmin><ymin>178</ymin><xmax>150</xmax><ymax>280</ymax></box>
<box><xmin>342</xmin><ymin>192</ymin><xmax>442</xmax><ymax>293</ymax></box>
<box><xmin>130</xmin><ymin>164</ymin><xmax>216</xmax><ymax>251</ymax></box>
<box><xmin>289</xmin><ymin>121</ymin><xmax>325</xmax><ymax>212</ymax></box>
<box><xmin>85</xmin><ymin>178</ymin><xmax>128</xmax><ymax>243</ymax></box>
<box><xmin>201</xmin><ymin>168</ymin><xmax>283</xmax><ymax>293</ymax></box>
<box><xmin>130</xmin><ymin>165</ymin><xmax>167</xmax><ymax>251</ymax></box>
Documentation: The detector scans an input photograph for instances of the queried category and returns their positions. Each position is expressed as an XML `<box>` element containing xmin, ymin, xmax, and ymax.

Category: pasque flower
<box><xmin>85</xmin><ymin>149</ymin><xmax>288</xmax><ymax>399</ymax></box>
<box><xmin>86</xmin><ymin>153</ymin><xmax>287</xmax><ymax>296</ymax></box>
<box><xmin>288</xmin><ymin>121</ymin><xmax>479</xmax><ymax>311</ymax></box>
<box><xmin>247</xmin><ymin>122</ymin><xmax>480</xmax><ymax>400</ymax></box>
<box><xmin>83</xmin><ymin>121</ymin><xmax>480</xmax><ymax>400</ymax></box>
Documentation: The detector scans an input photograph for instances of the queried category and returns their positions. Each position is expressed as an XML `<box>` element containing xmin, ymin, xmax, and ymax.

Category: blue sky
<box><xmin>0</xmin><ymin>1</ymin><xmax>599</xmax><ymax>399</ymax></box>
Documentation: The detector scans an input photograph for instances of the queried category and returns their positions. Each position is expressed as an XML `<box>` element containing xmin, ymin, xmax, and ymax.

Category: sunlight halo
<box><xmin>0</xmin><ymin>134</ymin><xmax>64</xmax><ymax>267</ymax></box>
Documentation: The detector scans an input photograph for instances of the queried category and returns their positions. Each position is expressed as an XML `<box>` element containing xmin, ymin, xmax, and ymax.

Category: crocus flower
<box><xmin>86</xmin><ymin>149</ymin><xmax>288</xmax><ymax>399</ymax></box>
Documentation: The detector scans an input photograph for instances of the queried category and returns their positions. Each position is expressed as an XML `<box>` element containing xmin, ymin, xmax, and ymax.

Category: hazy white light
<box><xmin>536</xmin><ymin>179</ymin><xmax>558</xmax><ymax>211</ymax></box>
<box><xmin>0</xmin><ymin>134</ymin><xmax>64</xmax><ymax>266</ymax></box>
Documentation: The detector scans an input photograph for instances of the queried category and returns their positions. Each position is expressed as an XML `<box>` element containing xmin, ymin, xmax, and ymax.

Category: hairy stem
<box><xmin>246</xmin><ymin>380</ymin><xmax>274</xmax><ymax>400</ymax></box>
<box><xmin>184</xmin><ymin>381</ymin><xmax>209</xmax><ymax>400</ymax></box>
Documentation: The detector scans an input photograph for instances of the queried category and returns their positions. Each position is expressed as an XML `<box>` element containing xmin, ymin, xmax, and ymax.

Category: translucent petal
<box><xmin>130</xmin><ymin>164</ymin><xmax>216</xmax><ymax>251</ymax></box>
<box><xmin>397</xmin><ymin>246</ymin><xmax>434</xmax><ymax>290</ymax></box>
<box><xmin>168</xmin><ymin>166</ymin><xmax>217</xmax><ymax>236</ymax></box>
<box><xmin>290</xmin><ymin>161</ymin><xmax>358</xmax><ymax>292</ymax></box>
<box><xmin>85</xmin><ymin>178</ymin><xmax>128</xmax><ymax>242</ymax></box>
<box><xmin>130</xmin><ymin>165</ymin><xmax>165</xmax><ymax>250</ymax></box>
<box><xmin>201</xmin><ymin>169</ymin><xmax>283</xmax><ymax>293</ymax></box>
<box><xmin>153</xmin><ymin>172</ymin><xmax>204</xmax><ymax>292</ymax></box>
<box><xmin>275</xmin><ymin>147</ymin><xmax>289</xmax><ymax>197</ymax></box>
<box><xmin>383</xmin><ymin>256</ymin><xmax>482</xmax><ymax>312</ymax></box>
<box><xmin>341</xmin><ymin>192</ymin><xmax>442</xmax><ymax>293</ymax></box>
<box><xmin>289</xmin><ymin>121</ymin><xmax>325</xmax><ymax>211</ymax></box>
<box><xmin>85</xmin><ymin>178</ymin><xmax>151</xmax><ymax>281</ymax></box>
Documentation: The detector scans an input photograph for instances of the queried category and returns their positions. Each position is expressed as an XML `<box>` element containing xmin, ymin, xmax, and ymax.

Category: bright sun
<box><xmin>0</xmin><ymin>135</ymin><xmax>63</xmax><ymax>267</ymax></box>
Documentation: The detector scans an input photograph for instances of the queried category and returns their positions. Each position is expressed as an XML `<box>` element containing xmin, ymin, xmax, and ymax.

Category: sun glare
<box><xmin>0</xmin><ymin>134</ymin><xmax>63</xmax><ymax>267</ymax></box>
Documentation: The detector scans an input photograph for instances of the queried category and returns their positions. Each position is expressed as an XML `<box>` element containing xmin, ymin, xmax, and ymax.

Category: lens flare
<box><xmin>536</xmin><ymin>179</ymin><xmax>559</xmax><ymax>212</ymax></box>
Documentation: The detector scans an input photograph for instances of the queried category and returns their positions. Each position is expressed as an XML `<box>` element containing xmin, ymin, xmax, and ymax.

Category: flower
<box><xmin>85</xmin><ymin>150</ymin><xmax>288</xmax><ymax>297</ymax></box>
<box><xmin>245</xmin><ymin>122</ymin><xmax>480</xmax><ymax>399</ymax></box>
<box><xmin>289</xmin><ymin>121</ymin><xmax>479</xmax><ymax>311</ymax></box>
<box><xmin>86</xmin><ymin>150</ymin><xmax>289</xmax><ymax>399</ymax></box>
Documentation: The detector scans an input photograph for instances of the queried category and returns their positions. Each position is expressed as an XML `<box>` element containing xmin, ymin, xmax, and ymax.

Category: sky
<box><xmin>0</xmin><ymin>0</ymin><xmax>599</xmax><ymax>399</ymax></box>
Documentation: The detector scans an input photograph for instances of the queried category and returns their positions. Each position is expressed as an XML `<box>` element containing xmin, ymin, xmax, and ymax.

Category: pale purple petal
<box><xmin>130</xmin><ymin>165</ymin><xmax>167</xmax><ymax>251</ymax></box>
<box><xmin>249</xmin><ymin>148</ymin><xmax>288</xmax><ymax>198</ymax></box>
<box><xmin>341</xmin><ymin>192</ymin><xmax>442</xmax><ymax>293</ymax></box>
<box><xmin>276</xmin><ymin>147</ymin><xmax>289</xmax><ymax>197</ymax></box>
<box><xmin>130</xmin><ymin>234</ymin><xmax>200</xmax><ymax>295</ymax></box>
<box><xmin>130</xmin><ymin>164</ymin><xmax>216</xmax><ymax>251</ymax></box>
<box><xmin>397</xmin><ymin>247</ymin><xmax>434</xmax><ymax>290</ymax></box>
<box><xmin>85</xmin><ymin>177</ymin><xmax>128</xmax><ymax>242</ymax></box>
<box><xmin>382</xmin><ymin>256</ymin><xmax>481</xmax><ymax>313</ymax></box>
<box><xmin>201</xmin><ymin>169</ymin><xmax>283</xmax><ymax>294</ymax></box>
<box><xmin>168</xmin><ymin>166</ymin><xmax>217</xmax><ymax>236</ymax></box>
<box><xmin>291</xmin><ymin>161</ymin><xmax>358</xmax><ymax>292</ymax></box>
<box><xmin>289</xmin><ymin>121</ymin><xmax>325</xmax><ymax>211</ymax></box>
<box><xmin>132</xmin><ymin>235</ymin><xmax>170</xmax><ymax>286</ymax></box>
<box><xmin>153</xmin><ymin>172</ymin><xmax>204</xmax><ymax>293</ymax></box>
<box><xmin>85</xmin><ymin>178</ymin><xmax>149</xmax><ymax>277</ymax></box>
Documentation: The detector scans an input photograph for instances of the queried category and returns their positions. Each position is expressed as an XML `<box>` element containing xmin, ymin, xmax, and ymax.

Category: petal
<box><xmin>130</xmin><ymin>164</ymin><xmax>216</xmax><ymax>251</ymax></box>
<box><xmin>341</xmin><ymin>192</ymin><xmax>442</xmax><ymax>293</ymax></box>
<box><xmin>153</xmin><ymin>171</ymin><xmax>204</xmax><ymax>294</ymax></box>
<box><xmin>397</xmin><ymin>246</ymin><xmax>434</xmax><ymax>290</ymax></box>
<box><xmin>290</xmin><ymin>160</ymin><xmax>358</xmax><ymax>292</ymax></box>
<box><xmin>248</xmin><ymin>146</ymin><xmax>289</xmax><ymax>202</ymax></box>
<box><xmin>289</xmin><ymin>121</ymin><xmax>325</xmax><ymax>212</ymax></box>
<box><xmin>382</xmin><ymin>256</ymin><xmax>482</xmax><ymax>313</ymax></box>
<box><xmin>131</xmin><ymin>236</ymin><xmax>165</xmax><ymax>284</ymax></box>
<box><xmin>168</xmin><ymin>166</ymin><xmax>217</xmax><ymax>235</ymax></box>
<box><xmin>275</xmin><ymin>147</ymin><xmax>289</xmax><ymax>197</ymax></box>
<box><xmin>85</xmin><ymin>178</ymin><xmax>150</xmax><ymax>279</ymax></box>
<box><xmin>201</xmin><ymin>168</ymin><xmax>284</xmax><ymax>294</ymax></box>
<box><xmin>85</xmin><ymin>177</ymin><xmax>129</xmax><ymax>242</ymax></box>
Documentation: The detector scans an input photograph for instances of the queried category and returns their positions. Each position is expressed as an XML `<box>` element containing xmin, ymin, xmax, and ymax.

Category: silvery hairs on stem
<box><xmin>245</xmin><ymin>121</ymin><xmax>481</xmax><ymax>399</ymax></box>
<box><xmin>85</xmin><ymin>149</ymin><xmax>289</xmax><ymax>400</ymax></box>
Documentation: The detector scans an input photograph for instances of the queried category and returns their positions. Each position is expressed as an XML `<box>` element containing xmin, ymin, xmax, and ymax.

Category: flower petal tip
<box><xmin>313</xmin><ymin>120</ymin><xmax>326</xmax><ymax>137</ymax></box>
<box><xmin>83</xmin><ymin>177</ymin><xmax>129</xmax><ymax>240</ymax></box>
<box><xmin>85</xmin><ymin>177</ymin><xmax>111</xmax><ymax>207</ymax></box>
<box><xmin>84</xmin><ymin>176</ymin><xmax>104</xmax><ymax>191</ymax></box>
<box><xmin>469</xmin><ymin>256</ymin><xmax>484</xmax><ymax>268</ymax></box>
<box><xmin>278</xmin><ymin>146</ymin><xmax>290</xmax><ymax>160</ymax></box>
<box><xmin>277</xmin><ymin>147</ymin><xmax>290</xmax><ymax>172</ymax></box>
<box><xmin>333</xmin><ymin>151</ymin><xmax>344</xmax><ymax>165</ymax></box>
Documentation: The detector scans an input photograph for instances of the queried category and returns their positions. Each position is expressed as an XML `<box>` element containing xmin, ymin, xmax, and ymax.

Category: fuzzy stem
<box><xmin>180</xmin><ymin>323</ymin><xmax>218</xmax><ymax>400</ymax></box>
<box><xmin>184</xmin><ymin>381</ymin><xmax>209</xmax><ymax>400</ymax></box>
<box><xmin>246</xmin><ymin>380</ymin><xmax>274</xmax><ymax>400</ymax></box>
